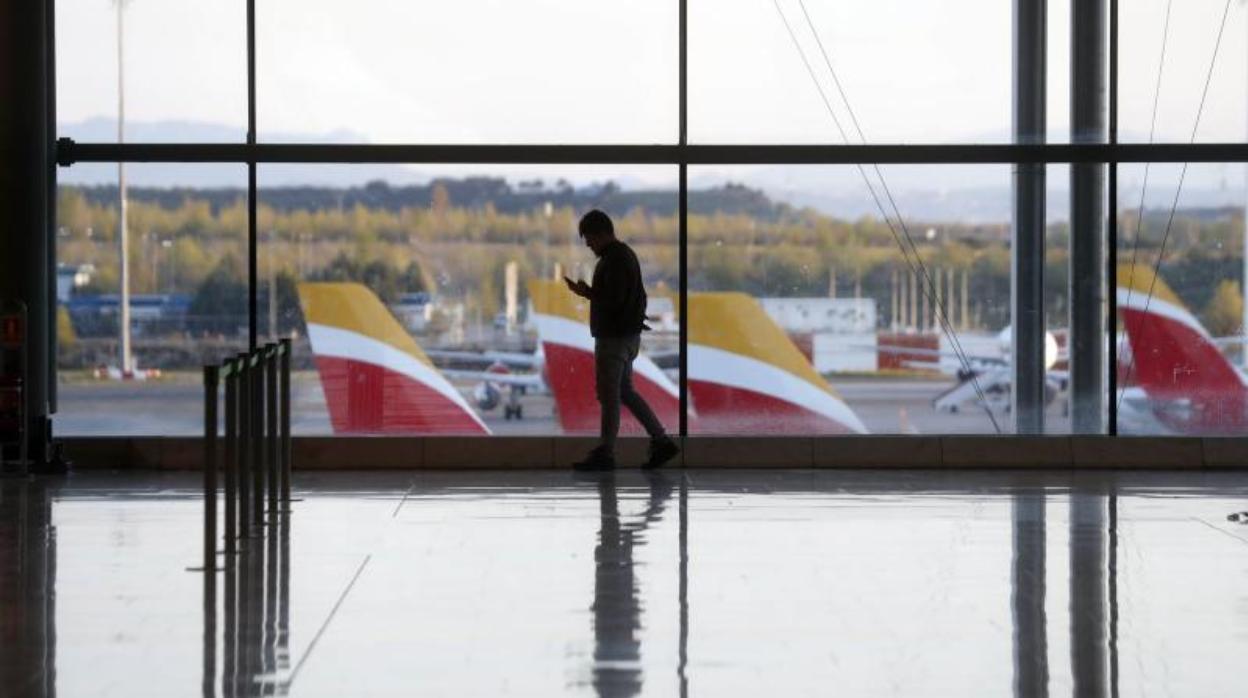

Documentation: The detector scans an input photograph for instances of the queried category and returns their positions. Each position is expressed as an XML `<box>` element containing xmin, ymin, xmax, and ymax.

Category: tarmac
<box><xmin>53</xmin><ymin>372</ymin><xmax>1072</xmax><ymax>437</ymax></box>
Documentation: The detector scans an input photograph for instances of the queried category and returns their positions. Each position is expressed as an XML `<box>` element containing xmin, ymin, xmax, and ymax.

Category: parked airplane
<box><xmin>298</xmin><ymin>282</ymin><xmax>491</xmax><ymax>434</ymax></box>
<box><xmin>527</xmin><ymin>279</ymin><xmax>682</xmax><ymax>434</ymax></box>
<box><xmin>300</xmin><ymin>279</ymin><xmax>868</xmax><ymax>436</ymax></box>
<box><xmin>686</xmin><ymin>292</ymin><xmax>867</xmax><ymax>434</ymax></box>
<box><xmin>429</xmin><ymin>350</ymin><xmax>544</xmax><ymax>420</ymax></box>
<box><xmin>1116</xmin><ymin>263</ymin><xmax>1248</xmax><ymax>435</ymax></box>
<box><xmin>874</xmin><ymin>328</ymin><xmax>1066</xmax><ymax>414</ymax></box>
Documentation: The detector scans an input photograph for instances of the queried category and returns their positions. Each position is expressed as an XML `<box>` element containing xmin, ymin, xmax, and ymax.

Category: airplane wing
<box><xmin>440</xmin><ymin>369</ymin><xmax>544</xmax><ymax>389</ymax></box>
<box><xmin>425</xmin><ymin>349</ymin><xmax>538</xmax><ymax>368</ymax></box>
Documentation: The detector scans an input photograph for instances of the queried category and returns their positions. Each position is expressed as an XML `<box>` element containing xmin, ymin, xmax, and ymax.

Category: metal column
<box><xmin>1013</xmin><ymin>0</ymin><xmax>1048</xmax><ymax>434</ymax></box>
<box><xmin>0</xmin><ymin>0</ymin><xmax>52</xmax><ymax>467</ymax></box>
<box><xmin>1071</xmin><ymin>0</ymin><xmax>1108</xmax><ymax>434</ymax></box>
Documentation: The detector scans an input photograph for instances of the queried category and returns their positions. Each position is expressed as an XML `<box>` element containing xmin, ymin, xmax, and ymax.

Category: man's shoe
<box><xmin>643</xmin><ymin>437</ymin><xmax>680</xmax><ymax>469</ymax></box>
<box><xmin>573</xmin><ymin>447</ymin><xmax>616</xmax><ymax>471</ymax></box>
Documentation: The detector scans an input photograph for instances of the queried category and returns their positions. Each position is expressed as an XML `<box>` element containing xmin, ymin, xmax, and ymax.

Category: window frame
<box><xmin>53</xmin><ymin>0</ymin><xmax>1248</xmax><ymax>437</ymax></box>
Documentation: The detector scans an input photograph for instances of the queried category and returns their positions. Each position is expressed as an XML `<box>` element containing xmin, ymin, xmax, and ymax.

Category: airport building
<box><xmin>3</xmin><ymin>1</ymin><xmax>1248</xmax><ymax>695</ymax></box>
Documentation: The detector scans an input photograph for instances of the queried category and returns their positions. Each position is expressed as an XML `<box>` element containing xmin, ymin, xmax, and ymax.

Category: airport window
<box><xmin>257</xmin><ymin>164</ymin><xmax>678</xmax><ymax>436</ymax></box>
<box><xmin>52</xmin><ymin>1</ymin><xmax>1248</xmax><ymax>438</ymax></box>
<box><xmin>54</xmin><ymin>165</ymin><xmax>248</xmax><ymax>435</ymax></box>
<box><xmin>255</xmin><ymin>0</ymin><xmax>678</xmax><ymax>145</ymax></box>
<box><xmin>55</xmin><ymin>0</ymin><xmax>247</xmax><ymax>143</ymax></box>
<box><xmin>1114</xmin><ymin>162</ymin><xmax>1245</xmax><ymax>435</ymax></box>
<box><xmin>1118</xmin><ymin>1</ymin><xmax>1247</xmax><ymax>145</ymax></box>
<box><xmin>689</xmin><ymin>0</ymin><xmax>1013</xmax><ymax>145</ymax></box>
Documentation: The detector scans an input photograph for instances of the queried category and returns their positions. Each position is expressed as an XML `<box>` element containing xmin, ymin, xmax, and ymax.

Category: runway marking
<box><xmin>288</xmin><ymin>554</ymin><xmax>372</xmax><ymax>686</ymax></box>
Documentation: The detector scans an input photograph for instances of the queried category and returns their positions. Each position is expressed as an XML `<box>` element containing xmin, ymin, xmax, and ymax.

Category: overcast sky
<box><xmin>55</xmin><ymin>0</ymin><xmax>1248</xmax><ymax>190</ymax></box>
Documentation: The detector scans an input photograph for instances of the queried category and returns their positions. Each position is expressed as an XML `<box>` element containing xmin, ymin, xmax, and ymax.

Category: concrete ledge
<box><xmin>1069</xmin><ymin>436</ymin><xmax>1204</xmax><ymax>468</ymax></box>
<box><xmin>293</xmin><ymin>437</ymin><xmax>424</xmax><ymax>469</ymax></box>
<box><xmin>813</xmin><ymin>436</ymin><xmax>942</xmax><ymax>468</ymax></box>
<box><xmin>683</xmin><ymin>437</ymin><xmax>812</xmax><ymax>468</ymax></box>
<box><xmin>553</xmin><ymin>437</ymin><xmax>656</xmax><ymax>468</ymax></box>
<box><xmin>57</xmin><ymin>435</ymin><xmax>1248</xmax><ymax>470</ymax></box>
<box><xmin>941</xmin><ymin>436</ymin><xmax>1073</xmax><ymax>468</ymax></box>
<box><xmin>426</xmin><ymin>437</ymin><xmax>552</xmax><ymax>469</ymax></box>
<box><xmin>1200</xmin><ymin>438</ymin><xmax>1248</xmax><ymax>468</ymax></box>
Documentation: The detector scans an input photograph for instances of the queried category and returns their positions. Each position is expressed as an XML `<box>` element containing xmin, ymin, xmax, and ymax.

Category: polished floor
<box><xmin>3</xmin><ymin>469</ymin><xmax>1248</xmax><ymax>697</ymax></box>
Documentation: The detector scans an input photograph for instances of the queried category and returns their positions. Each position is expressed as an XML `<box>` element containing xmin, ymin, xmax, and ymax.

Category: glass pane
<box><xmin>256</xmin><ymin>2</ymin><xmax>677</xmax><ymax>144</ymax></box>
<box><xmin>687</xmin><ymin>164</ymin><xmax>1076</xmax><ymax>434</ymax></box>
<box><xmin>690</xmin><ymin>0</ymin><xmax>1010</xmax><ymax>144</ymax></box>
<box><xmin>258</xmin><ymin>164</ymin><xmax>679</xmax><ymax>436</ymax></box>
<box><xmin>1120</xmin><ymin>1</ymin><xmax>1248</xmax><ymax>144</ymax></box>
<box><xmin>54</xmin><ymin>164</ymin><xmax>248</xmax><ymax>435</ymax></box>
<box><xmin>1114</xmin><ymin>162</ymin><xmax>1246</xmax><ymax>434</ymax></box>
<box><xmin>56</xmin><ymin>0</ymin><xmax>247</xmax><ymax>142</ymax></box>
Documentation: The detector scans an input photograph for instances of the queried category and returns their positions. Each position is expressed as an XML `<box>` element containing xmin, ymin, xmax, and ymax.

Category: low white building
<box><xmin>758</xmin><ymin>297</ymin><xmax>876</xmax><ymax>335</ymax></box>
<box><xmin>55</xmin><ymin>264</ymin><xmax>94</xmax><ymax>303</ymax></box>
<box><xmin>759</xmin><ymin>298</ymin><xmax>877</xmax><ymax>374</ymax></box>
<box><xmin>392</xmin><ymin>292</ymin><xmax>433</xmax><ymax>333</ymax></box>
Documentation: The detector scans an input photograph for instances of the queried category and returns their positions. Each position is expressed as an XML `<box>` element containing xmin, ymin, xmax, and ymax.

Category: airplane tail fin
<box><xmin>1116</xmin><ymin>263</ymin><xmax>1247</xmax><ymax>432</ymax></box>
<box><xmin>528</xmin><ymin>280</ymin><xmax>681</xmax><ymax>434</ymax></box>
<box><xmin>297</xmin><ymin>282</ymin><xmax>490</xmax><ymax>435</ymax></box>
<box><xmin>688</xmin><ymin>293</ymin><xmax>867</xmax><ymax>434</ymax></box>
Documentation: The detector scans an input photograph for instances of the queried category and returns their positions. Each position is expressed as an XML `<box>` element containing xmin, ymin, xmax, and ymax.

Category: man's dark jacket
<box><xmin>589</xmin><ymin>239</ymin><xmax>648</xmax><ymax>339</ymax></box>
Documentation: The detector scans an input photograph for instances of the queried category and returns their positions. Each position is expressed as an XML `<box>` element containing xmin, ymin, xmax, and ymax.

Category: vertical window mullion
<box><xmin>1107</xmin><ymin>0</ymin><xmax>1119</xmax><ymax>435</ymax></box>
<box><xmin>247</xmin><ymin>0</ymin><xmax>258</xmax><ymax>350</ymax></box>
<box><xmin>678</xmin><ymin>0</ymin><xmax>689</xmax><ymax>438</ymax></box>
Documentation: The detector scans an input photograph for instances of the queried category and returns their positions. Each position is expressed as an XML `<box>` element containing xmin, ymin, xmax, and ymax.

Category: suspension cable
<box><xmin>1115</xmin><ymin>0</ymin><xmax>1173</xmax><ymax>411</ymax></box>
<box><xmin>775</xmin><ymin>0</ymin><xmax>1002</xmax><ymax>432</ymax></box>
<box><xmin>1117</xmin><ymin>0</ymin><xmax>1234</xmax><ymax>412</ymax></box>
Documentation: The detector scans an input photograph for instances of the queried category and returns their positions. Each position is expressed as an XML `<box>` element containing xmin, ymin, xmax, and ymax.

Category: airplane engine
<box><xmin>472</xmin><ymin>382</ymin><xmax>501</xmax><ymax>411</ymax></box>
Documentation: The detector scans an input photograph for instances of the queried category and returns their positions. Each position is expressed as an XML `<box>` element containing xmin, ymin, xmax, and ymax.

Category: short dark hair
<box><xmin>578</xmin><ymin>209</ymin><xmax>614</xmax><ymax>238</ymax></box>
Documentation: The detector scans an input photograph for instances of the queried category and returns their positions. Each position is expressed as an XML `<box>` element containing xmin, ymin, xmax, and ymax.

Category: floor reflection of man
<box><xmin>587</xmin><ymin>470</ymin><xmax>674</xmax><ymax>698</ymax></box>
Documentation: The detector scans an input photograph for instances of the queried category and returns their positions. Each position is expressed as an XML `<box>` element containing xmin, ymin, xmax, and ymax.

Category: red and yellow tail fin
<box><xmin>298</xmin><ymin>283</ymin><xmax>489</xmax><ymax>435</ymax></box>
<box><xmin>688</xmin><ymin>293</ymin><xmax>867</xmax><ymax>434</ymax></box>
<box><xmin>528</xmin><ymin>280</ymin><xmax>681</xmax><ymax>434</ymax></box>
<box><xmin>1116</xmin><ymin>263</ymin><xmax>1248</xmax><ymax>433</ymax></box>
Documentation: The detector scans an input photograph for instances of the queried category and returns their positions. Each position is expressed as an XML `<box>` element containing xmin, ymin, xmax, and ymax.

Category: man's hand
<box><xmin>564</xmin><ymin>276</ymin><xmax>591</xmax><ymax>299</ymax></box>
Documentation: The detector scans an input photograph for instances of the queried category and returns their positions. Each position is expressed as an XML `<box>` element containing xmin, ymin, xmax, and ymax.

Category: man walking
<box><xmin>564</xmin><ymin>210</ymin><xmax>680</xmax><ymax>470</ymax></box>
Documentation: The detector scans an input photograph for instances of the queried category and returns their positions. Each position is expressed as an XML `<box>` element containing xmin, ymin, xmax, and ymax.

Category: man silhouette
<box><xmin>565</xmin><ymin>210</ymin><xmax>679</xmax><ymax>470</ymax></box>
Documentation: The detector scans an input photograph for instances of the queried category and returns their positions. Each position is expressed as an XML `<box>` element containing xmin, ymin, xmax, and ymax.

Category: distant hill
<box><xmin>58</xmin><ymin>119</ymin><xmax>1247</xmax><ymax>223</ymax></box>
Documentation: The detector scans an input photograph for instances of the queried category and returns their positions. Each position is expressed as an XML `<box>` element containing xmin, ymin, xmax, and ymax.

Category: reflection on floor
<box><xmin>3</xmin><ymin>469</ymin><xmax>1248</xmax><ymax>697</ymax></box>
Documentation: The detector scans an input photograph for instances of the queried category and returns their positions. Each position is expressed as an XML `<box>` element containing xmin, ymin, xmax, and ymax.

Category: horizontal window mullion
<box><xmin>55</xmin><ymin>139</ymin><xmax>1248</xmax><ymax>166</ymax></box>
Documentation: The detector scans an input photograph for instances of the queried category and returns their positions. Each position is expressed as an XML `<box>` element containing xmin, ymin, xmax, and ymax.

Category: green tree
<box><xmin>190</xmin><ymin>254</ymin><xmax>247</xmax><ymax>336</ymax></box>
<box><xmin>56</xmin><ymin>306</ymin><xmax>77</xmax><ymax>347</ymax></box>
<box><xmin>1203</xmin><ymin>279</ymin><xmax>1243</xmax><ymax>337</ymax></box>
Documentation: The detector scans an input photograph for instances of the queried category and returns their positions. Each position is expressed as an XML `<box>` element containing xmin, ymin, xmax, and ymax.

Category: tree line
<box><xmin>56</xmin><ymin>179</ymin><xmax>1246</xmax><ymax>339</ymax></box>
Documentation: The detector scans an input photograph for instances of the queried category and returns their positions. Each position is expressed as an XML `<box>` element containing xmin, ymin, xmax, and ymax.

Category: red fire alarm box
<box><xmin>1</xmin><ymin>300</ymin><xmax>27</xmax><ymax>472</ymax></box>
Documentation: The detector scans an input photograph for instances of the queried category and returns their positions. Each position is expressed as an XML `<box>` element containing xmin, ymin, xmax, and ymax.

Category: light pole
<box><xmin>542</xmin><ymin>200</ymin><xmax>553</xmax><ymax>279</ymax></box>
<box><xmin>161</xmin><ymin>239</ymin><xmax>173</xmax><ymax>294</ymax></box>
<box><xmin>115</xmin><ymin>0</ymin><xmax>132</xmax><ymax>374</ymax></box>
